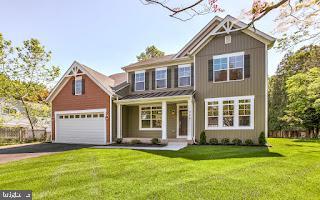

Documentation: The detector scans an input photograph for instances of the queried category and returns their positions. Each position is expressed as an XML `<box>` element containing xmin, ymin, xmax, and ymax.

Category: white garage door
<box><xmin>55</xmin><ymin>110</ymin><xmax>106</xmax><ymax>145</ymax></box>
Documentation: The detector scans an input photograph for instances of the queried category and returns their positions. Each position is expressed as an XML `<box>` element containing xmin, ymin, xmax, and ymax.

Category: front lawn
<box><xmin>0</xmin><ymin>138</ymin><xmax>319</xmax><ymax>199</ymax></box>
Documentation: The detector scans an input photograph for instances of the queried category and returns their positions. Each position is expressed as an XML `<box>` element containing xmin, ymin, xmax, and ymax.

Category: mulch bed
<box><xmin>109</xmin><ymin>143</ymin><xmax>167</xmax><ymax>147</ymax></box>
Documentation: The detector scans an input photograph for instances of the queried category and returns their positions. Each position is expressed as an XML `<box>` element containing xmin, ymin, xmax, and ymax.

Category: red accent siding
<box><xmin>52</xmin><ymin>74</ymin><xmax>111</xmax><ymax>143</ymax></box>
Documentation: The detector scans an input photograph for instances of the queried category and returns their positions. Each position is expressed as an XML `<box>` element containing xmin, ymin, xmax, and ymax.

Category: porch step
<box><xmin>167</xmin><ymin>138</ymin><xmax>188</xmax><ymax>142</ymax></box>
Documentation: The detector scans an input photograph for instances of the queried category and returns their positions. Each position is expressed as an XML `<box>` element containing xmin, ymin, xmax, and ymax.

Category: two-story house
<box><xmin>47</xmin><ymin>15</ymin><xmax>275</xmax><ymax>145</ymax></box>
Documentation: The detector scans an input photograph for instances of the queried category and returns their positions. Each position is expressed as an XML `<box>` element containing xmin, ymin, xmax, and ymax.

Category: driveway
<box><xmin>0</xmin><ymin>143</ymin><xmax>92</xmax><ymax>164</ymax></box>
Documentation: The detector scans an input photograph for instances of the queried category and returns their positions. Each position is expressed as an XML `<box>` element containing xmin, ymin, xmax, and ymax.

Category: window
<box><xmin>178</xmin><ymin>64</ymin><xmax>191</xmax><ymax>87</ymax></box>
<box><xmin>87</xmin><ymin>114</ymin><xmax>92</xmax><ymax>118</ymax></box>
<box><xmin>93</xmin><ymin>114</ymin><xmax>98</xmax><ymax>118</ymax></box>
<box><xmin>81</xmin><ymin>115</ymin><xmax>86</xmax><ymax>118</ymax></box>
<box><xmin>135</xmin><ymin>71</ymin><xmax>145</xmax><ymax>91</ymax></box>
<box><xmin>75</xmin><ymin>76</ymin><xmax>82</xmax><ymax>95</ymax></box>
<box><xmin>239</xmin><ymin>99</ymin><xmax>251</xmax><ymax>126</ymax></box>
<box><xmin>205</xmin><ymin>96</ymin><xmax>254</xmax><ymax>130</ymax></box>
<box><xmin>223</xmin><ymin>100</ymin><xmax>234</xmax><ymax>127</ymax></box>
<box><xmin>59</xmin><ymin>115</ymin><xmax>64</xmax><ymax>119</ymax></box>
<box><xmin>139</xmin><ymin>105</ymin><xmax>162</xmax><ymax>130</ymax></box>
<box><xmin>70</xmin><ymin>115</ymin><xmax>74</xmax><ymax>119</ymax></box>
<box><xmin>207</xmin><ymin>101</ymin><xmax>219</xmax><ymax>127</ymax></box>
<box><xmin>64</xmin><ymin>115</ymin><xmax>69</xmax><ymax>119</ymax></box>
<box><xmin>99</xmin><ymin>113</ymin><xmax>104</xmax><ymax>118</ymax></box>
<box><xmin>75</xmin><ymin>115</ymin><xmax>80</xmax><ymax>118</ymax></box>
<box><xmin>156</xmin><ymin>68</ymin><xmax>167</xmax><ymax>89</ymax></box>
<box><xmin>213</xmin><ymin>52</ymin><xmax>244</xmax><ymax>82</ymax></box>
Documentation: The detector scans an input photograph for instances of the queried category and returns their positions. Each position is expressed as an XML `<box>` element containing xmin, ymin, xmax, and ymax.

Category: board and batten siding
<box><xmin>127</xmin><ymin>65</ymin><xmax>193</xmax><ymax>94</ymax></box>
<box><xmin>194</xmin><ymin>31</ymin><xmax>266</xmax><ymax>143</ymax></box>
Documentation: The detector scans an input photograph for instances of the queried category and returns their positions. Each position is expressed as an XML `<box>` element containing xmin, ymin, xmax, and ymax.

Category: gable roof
<box><xmin>46</xmin><ymin>61</ymin><xmax>116</xmax><ymax>102</ymax></box>
<box><xmin>185</xmin><ymin>15</ymin><xmax>276</xmax><ymax>56</ymax></box>
<box><xmin>122</xmin><ymin>15</ymin><xmax>275</xmax><ymax>71</ymax></box>
<box><xmin>108</xmin><ymin>72</ymin><xmax>126</xmax><ymax>86</ymax></box>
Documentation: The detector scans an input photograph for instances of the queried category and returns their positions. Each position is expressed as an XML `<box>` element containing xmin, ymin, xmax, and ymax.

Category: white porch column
<box><xmin>187</xmin><ymin>98</ymin><xmax>194</xmax><ymax>140</ymax></box>
<box><xmin>117</xmin><ymin>104</ymin><xmax>122</xmax><ymax>138</ymax></box>
<box><xmin>161</xmin><ymin>101</ymin><xmax>167</xmax><ymax>140</ymax></box>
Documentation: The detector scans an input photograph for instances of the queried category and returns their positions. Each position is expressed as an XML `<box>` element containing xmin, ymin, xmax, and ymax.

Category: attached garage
<box><xmin>55</xmin><ymin>109</ymin><xmax>106</xmax><ymax>145</ymax></box>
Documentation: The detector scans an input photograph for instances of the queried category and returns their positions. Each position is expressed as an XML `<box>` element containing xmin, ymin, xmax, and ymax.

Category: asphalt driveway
<box><xmin>0</xmin><ymin>143</ymin><xmax>92</xmax><ymax>164</ymax></box>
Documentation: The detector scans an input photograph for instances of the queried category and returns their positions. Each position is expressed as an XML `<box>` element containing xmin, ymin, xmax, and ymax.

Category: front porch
<box><xmin>115</xmin><ymin>94</ymin><xmax>194</xmax><ymax>144</ymax></box>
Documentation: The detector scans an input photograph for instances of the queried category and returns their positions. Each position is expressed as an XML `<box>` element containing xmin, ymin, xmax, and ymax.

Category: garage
<box><xmin>55</xmin><ymin>109</ymin><xmax>106</xmax><ymax>145</ymax></box>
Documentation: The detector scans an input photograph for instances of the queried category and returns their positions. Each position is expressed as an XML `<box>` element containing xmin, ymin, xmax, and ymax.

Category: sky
<box><xmin>1</xmin><ymin>0</ymin><xmax>285</xmax><ymax>80</ymax></box>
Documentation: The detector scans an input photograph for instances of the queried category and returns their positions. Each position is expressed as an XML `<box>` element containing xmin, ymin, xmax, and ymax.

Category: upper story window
<box><xmin>135</xmin><ymin>71</ymin><xmax>145</xmax><ymax>91</ymax></box>
<box><xmin>75</xmin><ymin>76</ymin><xmax>82</xmax><ymax>95</ymax></box>
<box><xmin>213</xmin><ymin>52</ymin><xmax>244</xmax><ymax>82</ymax></box>
<box><xmin>155</xmin><ymin>67</ymin><xmax>167</xmax><ymax>89</ymax></box>
<box><xmin>178</xmin><ymin>64</ymin><xmax>191</xmax><ymax>87</ymax></box>
<box><xmin>205</xmin><ymin>95</ymin><xmax>254</xmax><ymax>130</ymax></box>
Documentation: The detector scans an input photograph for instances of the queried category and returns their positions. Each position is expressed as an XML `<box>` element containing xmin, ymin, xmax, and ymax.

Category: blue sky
<box><xmin>1</xmin><ymin>0</ymin><xmax>284</xmax><ymax>79</ymax></box>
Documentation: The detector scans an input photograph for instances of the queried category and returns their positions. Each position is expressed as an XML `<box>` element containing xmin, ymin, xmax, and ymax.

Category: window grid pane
<box><xmin>140</xmin><ymin>106</ymin><xmax>162</xmax><ymax>129</ymax></box>
<box><xmin>135</xmin><ymin>72</ymin><xmax>145</xmax><ymax>91</ymax></box>
<box><xmin>239</xmin><ymin>99</ymin><xmax>251</xmax><ymax>126</ymax></box>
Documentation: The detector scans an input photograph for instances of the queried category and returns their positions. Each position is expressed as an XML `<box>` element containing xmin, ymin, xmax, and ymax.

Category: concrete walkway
<box><xmin>93</xmin><ymin>142</ymin><xmax>188</xmax><ymax>151</ymax></box>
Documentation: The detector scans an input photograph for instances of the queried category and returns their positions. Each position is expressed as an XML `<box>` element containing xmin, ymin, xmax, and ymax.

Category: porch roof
<box><xmin>120</xmin><ymin>89</ymin><xmax>194</xmax><ymax>100</ymax></box>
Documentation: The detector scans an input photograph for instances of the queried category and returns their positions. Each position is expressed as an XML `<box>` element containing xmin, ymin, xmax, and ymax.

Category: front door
<box><xmin>179</xmin><ymin>109</ymin><xmax>188</xmax><ymax>137</ymax></box>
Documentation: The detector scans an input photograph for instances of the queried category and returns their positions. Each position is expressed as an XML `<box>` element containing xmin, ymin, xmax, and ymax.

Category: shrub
<box><xmin>209</xmin><ymin>138</ymin><xmax>219</xmax><ymax>145</ymax></box>
<box><xmin>115</xmin><ymin>138</ymin><xmax>122</xmax><ymax>144</ymax></box>
<box><xmin>199</xmin><ymin>131</ymin><xmax>207</xmax><ymax>145</ymax></box>
<box><xmin>221</xmin><ymin>138</ymin><xmax>230</xmax><ymax>145</ymax></box>
<box><xmin>131</xmin><ymin>139</ymin><xmax>141</xmax><ymax>145</ymax></box>
<box><xmin>232</xmin><ymin>138</ymin><xmax>242</xmax><ymax>145</ymax></box>
<box><xmin>258</xmin><ymin>131</ymin><xmax>267</xmax><ymax>145</ymax></box>
<box><xmin>151</xmin><ymin>138</ymin><xmax>160</xmax><ymax>144</ymax></box>
<box><xmin>245</xmin><ymin>139</ymin><xmax>254</xmax><ymax>146</ymax></box>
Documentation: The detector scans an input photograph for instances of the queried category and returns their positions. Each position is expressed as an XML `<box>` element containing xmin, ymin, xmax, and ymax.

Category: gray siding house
<box><xmin>113</xmin><ymin>15</ymin><xmax>275</xmax><ymax>144</ymax></box>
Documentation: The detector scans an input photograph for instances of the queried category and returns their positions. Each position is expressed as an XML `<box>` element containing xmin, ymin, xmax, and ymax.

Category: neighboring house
<box><xmin>0</xmin><ymin>98</ymin><xmax>50</xmax><ymax>129</ymax></box>
<box><xmin>47</xmin><ymin>15</ymin><xmax>275</xmax><ymax>145</ymax></box>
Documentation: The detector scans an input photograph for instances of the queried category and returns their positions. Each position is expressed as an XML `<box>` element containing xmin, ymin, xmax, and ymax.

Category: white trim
<box><xmin>265</xmin><ymin>44</ymin><xmax>268</xmax><ymax>138</ymax></box>
<box><xmin>115</xmin><ymin>95</ymin><xmax>193</xmax><ymax>105</ymax></box>
<box><xmin>109</xmin><ymin>97</ymin><xmax>112</xmax><ymax>144</ymax></box>
<box><xmin>155</xmin><ymin>67</ymin><xmax>167</xmax><ymax>89</ymax></box>
<box><xmin>213</xmin><ymin>51</ymin><xmax>244</xmax><ymax>83</ymax></box>
<box><xmin>187</xmin><ymin>98</ymin><xmax>193</xmax><ymax>140</ymax></box>
<box><xmin>161</xmin><ymin>101</ymin><xmax>167</xmax><ymax>140</ymax></box>
<box><xmin>178</xmin><ymin>64</ymin><xmax>192</xmax><ymax>87</ymax></box>
<box><xmin>54</xmin><ymin>108</ymin><xmax>107</xmax><ymax>144</ymax></box>
<box><xmin>193</xmin><ymin>55</ymin><xmax>196</xmax><ymax>90</ymax></box>
<box><xmin>176</xmin><ymin>103</ymin><xmax>188</xmax><ymax>139</ymax></box>
<box><xmin>135</xmin><ymin>70</ymin><xmax>146</xmax><ymax>91</ymax></box>
<box><xmin>139</xmin><ymin>104</ymin><xmax>162</xmax><ymax>131</ymax></box>
<box><xmin>117</xmin><ymin>104</ymin><xmax>122</xmax><ymax>138</ymax></box>
<box><xmin>204</xmin><ymin>96</ymin><xmax>254</xmax><ymax>130</ymax></box>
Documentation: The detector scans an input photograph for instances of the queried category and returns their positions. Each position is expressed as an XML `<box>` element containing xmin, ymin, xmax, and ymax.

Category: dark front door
<box><xmin>179</xmin><ymin>110</ymin><xmax>188</xmax><ymax>137</ymax></box>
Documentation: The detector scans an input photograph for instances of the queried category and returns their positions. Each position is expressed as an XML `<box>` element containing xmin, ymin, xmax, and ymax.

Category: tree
<box><xmin>285</xmin><ymin>67</ymin><xmax>320</xmax><ymax>137</ymax></box>
<box><xmin>0</xmin><ymin>33</ymin><xmax>60</xmax><ymax>139</ymax></box>
<box><xmin>136</xmin><ymin>45</ymin><xmax>165</xmax><ymax>61</ymax></box>
<box><xmin>268</xmin><ymin>45</ymin><xmax>320</xmax><ymax>133</ymax></box>
<box><xmin>141</xmin><ymin>0</ymin><xmax>320</xmax><ymax>51</ymax></box>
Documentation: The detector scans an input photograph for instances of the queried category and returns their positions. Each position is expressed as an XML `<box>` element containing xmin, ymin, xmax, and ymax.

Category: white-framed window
<box><xmin>75</xmin><ymin>76</ymin><xmax>82</xmax><ymax>95</ymax></box>
<box><xmin>155</xmin><ymin>67</ymin><xmax>167</xmax><ymax>89</ymax></box>
<box><xmin>139</xmin><ymin>105</ymin><xmax>162</xmax><ymax>130</ymax></box>
<box><xmin>178</xmin><ymin>64</ymin><xmax>191</xmax><ymax>87</ymax></box>
<box><xmin>135</xmin><ymin>71</ymin><xmax>145</xmax><ymax>91</ymax></box>
<box><xmin>205</xmin><ymin>96</ymin><xmax>254</xmax><ymax>130</ymax></box>
<box><xmin>213</xmin><ymin>52</ymin><xmax>244</xmax><ymax>82</ymax></box>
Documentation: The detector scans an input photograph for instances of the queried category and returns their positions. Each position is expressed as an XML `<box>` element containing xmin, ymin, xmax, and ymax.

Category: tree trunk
<box><xmin>21</xmin><ymin>98</ymin><xmax>35</xmax><ymax>140</ymax></box>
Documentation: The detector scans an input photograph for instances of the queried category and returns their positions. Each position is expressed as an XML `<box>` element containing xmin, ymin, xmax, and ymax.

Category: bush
<box><xmin>221</xmin><ymin>138</ymin><xmax>230</xmax><ymax>145</ymax></box>
<box><xmin>115</xmin><ymin>138</ymin><xmax>122</xmax><ymax>144</ymax></box>
<box><xmin>151</xmin><ymin>138</ymin><xmax>160</xmax><ymax>144</ymax></box>
<box><xmin>131</xmin><ymin>139</ymin><xmax>141</xmax><ymax>145</ymax></box>
<box><xmin>232</xmin><ymin>138</ymin><xmax>242</xmax><ymax>145</ymax></box>
<box><xmin>258</xmin><ymin>131</ymin><xmax>267</xmax><ymax>145</ymax></box>
<box><xmin>245</xmin><ymin>139</ymin><xmax>254</xmax><ymax>145</ymax></box>
<box><xmin>209</xmin><ymin>138</ymin><xmax>219</xmax><ymax>145</ymax></box>
<box><xmin>199</xmin><ymin>131</ymin><xmax>207</xmax><ymax>145</ymax></box>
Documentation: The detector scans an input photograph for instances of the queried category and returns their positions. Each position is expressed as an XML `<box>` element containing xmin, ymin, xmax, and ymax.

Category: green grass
<box><xmin>0</xmin><ymin>138</ymin><xmax>320</xmax><ymax>200</ymax></box>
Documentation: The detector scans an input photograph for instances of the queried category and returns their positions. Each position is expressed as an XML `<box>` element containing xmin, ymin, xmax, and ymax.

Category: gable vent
<box><xmin>225</xmin><ymin>35</ymin><xmax>231</xmax><ymax>44</ymax></box>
